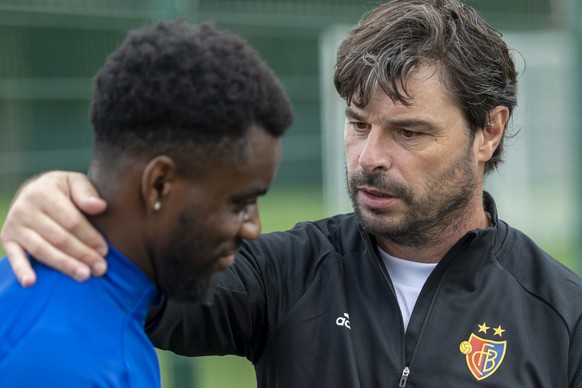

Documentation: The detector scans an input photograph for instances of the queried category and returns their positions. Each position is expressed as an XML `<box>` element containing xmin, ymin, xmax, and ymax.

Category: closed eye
<box><xmin>234</xmin><ymin>198</ymin><xmax>257</xmax><ymax>213</ymax></box>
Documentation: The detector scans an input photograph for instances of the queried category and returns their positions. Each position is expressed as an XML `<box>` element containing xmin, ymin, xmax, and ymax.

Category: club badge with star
<box><xmin>459</xmin><ymin>322</ymin><xmax>507</xmax><ymax>381</ymax></box>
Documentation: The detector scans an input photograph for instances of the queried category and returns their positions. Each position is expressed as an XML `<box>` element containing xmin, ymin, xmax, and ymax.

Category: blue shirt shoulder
<box><xmin>0</xmin><ymin>245</ymin><xmax>160</xmax><ymax>387</ymax></box>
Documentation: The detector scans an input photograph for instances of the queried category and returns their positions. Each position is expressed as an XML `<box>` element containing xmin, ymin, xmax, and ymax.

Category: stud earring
<box><xmin>153</xmin><ymin>201</ymin><xmax>161</xmax><ymax>211</ymax></box>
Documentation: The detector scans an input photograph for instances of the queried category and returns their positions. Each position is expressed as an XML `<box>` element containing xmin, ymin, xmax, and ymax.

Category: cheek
<box><xmin>205</xmin><ymin>214</ymin><xmax>243</xmax><ymax>244</ymax></box>
<box><xmin>396</xmin><ymin>152</ymin><xmax>441</xmax><ymax>187</ymax></box>
<box><xmin>344</xmin><ymin>137</ymin><xmax>362</xmax><ymax>168</ymax></box>
<box><xmin>149</xmin><ymin>210</ymin><xmax>181</xmax><ymax>249</ymax></box>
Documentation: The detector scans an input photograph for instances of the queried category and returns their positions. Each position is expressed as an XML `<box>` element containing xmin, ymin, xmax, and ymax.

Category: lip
<box><xmin>357</xmin><ymin>187</ymin><xmax>400</xmax><ymax>210</ymax></box>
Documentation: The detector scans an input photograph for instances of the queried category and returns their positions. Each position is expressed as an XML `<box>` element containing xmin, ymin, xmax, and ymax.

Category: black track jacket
<box><xmin>147</xmin><ymin>193</ymin><xmax>582</xmax><ymax>387</ymax></box>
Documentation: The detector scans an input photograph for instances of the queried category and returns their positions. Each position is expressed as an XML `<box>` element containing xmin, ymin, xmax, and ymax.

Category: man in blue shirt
<box><xmin>0</xmin><ymin>20</ymin><xmax>292</xmax><ymax>387</ymax></box>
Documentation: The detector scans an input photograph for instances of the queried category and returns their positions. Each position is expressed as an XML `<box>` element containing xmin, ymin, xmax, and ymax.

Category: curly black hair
<box><xmin>91</xmin><ymin>20</ymin><xmax>293</xmax><ymax>164</ymax></box>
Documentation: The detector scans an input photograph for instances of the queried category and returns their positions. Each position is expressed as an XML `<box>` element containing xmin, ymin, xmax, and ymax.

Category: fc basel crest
<box><xmin>459</xmin><ymin>323</ymin><xmax>507</xmax><ymax>381</ymax></box>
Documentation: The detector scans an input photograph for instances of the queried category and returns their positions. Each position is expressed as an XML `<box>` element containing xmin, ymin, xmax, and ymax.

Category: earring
<box><xmin>153</xmin><ymin>201</ymin><xmax>161</xmax><ymax>211</ymax></box>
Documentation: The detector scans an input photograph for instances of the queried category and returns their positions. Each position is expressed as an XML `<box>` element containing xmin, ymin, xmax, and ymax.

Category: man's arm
<box><xmin>0</xmin><ymin>171</ymin><xmax>109</xmax><ymax>287</ymax></box>
<box><xmin>146</xmin><ymin>247</ymin><xmax>269</xmax><ymax>361</ymax></box>
<box><xmin>145</xmin><ymin>225</ymin><xmax>324</xmax><ymax>361</ymax></box>
<box><xmin>570</xmin><ymin>315</ymin><xmax>582</xmax><ymax>387</ymax></box>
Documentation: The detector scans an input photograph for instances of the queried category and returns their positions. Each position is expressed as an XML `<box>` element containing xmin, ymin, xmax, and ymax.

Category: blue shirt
<box><xmin>0</xmin><ymin>244</ymin><xmax>161</xmax><ymax>387</ymax></box>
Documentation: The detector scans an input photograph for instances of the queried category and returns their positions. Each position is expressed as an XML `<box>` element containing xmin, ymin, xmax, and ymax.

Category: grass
<box><xmin>258</xmin><ymin>185</ymin><xmax>327</xmax><ymax>232</ymax></box>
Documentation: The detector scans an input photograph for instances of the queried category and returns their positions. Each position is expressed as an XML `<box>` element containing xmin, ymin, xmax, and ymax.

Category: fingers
<box><xmin>44</xmin><ymin>181</ymin><xmax>109</xmax><ymax>264</ymax></box>
<box><xmin>66</xmin><ymin>172</ymin><xmax>108</xmax><ymax>217</ymax></box>
<box><xmin>14</xmin><ymin>205</ymin><xmax>106</xmax><ymax>276</ymax></box>
<box><xmin>3</xmin><ymin>241</ymin><xmax>37</xmax><ymax>287</ymax></box>
<box><xmin>1</xmin><ymin>171</ymin><xmax>109</xmax><ymax>286</ymax></box>
<box><xmin>3</xmin><ymin>238</ymin><xmax>94</xmax><ymax>286</ymax></box>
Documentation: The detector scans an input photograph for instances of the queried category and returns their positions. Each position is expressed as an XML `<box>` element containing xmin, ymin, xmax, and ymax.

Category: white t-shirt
<box><xmin>378</xmin><ymin>247</ymin><xmax>437</xmax><ymax>331</ymax></box>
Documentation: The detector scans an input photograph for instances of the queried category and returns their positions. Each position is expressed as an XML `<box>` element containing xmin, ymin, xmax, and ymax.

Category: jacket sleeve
<box><xmin>570</xmin><ymin>314</ymin><xmax>582</xmax><ymax>387</ymax></box>
<box><xmin>145</xmin><ymin>239</ymin><xmax>270</xmax><ymax>362</ymax></box>
<box><xmin>145</xmin><ymin>223</ymin><xmax>330</xmax><ymax>363</ymax></box>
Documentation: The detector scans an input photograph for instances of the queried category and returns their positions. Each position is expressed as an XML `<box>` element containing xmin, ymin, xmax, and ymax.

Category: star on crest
<box><xmin>493</xmin><ymin>325</ymin><xmax>505</xmax><ymax>337</ymax></box>
<box><xmin>477</xmin><ymin>322</ymin><xmax>490</xmax><ymax>334</ymax></box>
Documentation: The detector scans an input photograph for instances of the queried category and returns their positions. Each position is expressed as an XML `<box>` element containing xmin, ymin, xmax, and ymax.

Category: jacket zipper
<box><xmin>370</xmin><ymin>231</ymin><xmax>476</xmax><ymax>387</ymax></box>
<box><xmin>369</xmin><ymin>238</ymin><xmax>410</xmax><ymax>387</ymax></box>
<box><xmin>370</xmin><ymin>240</ymin><xmax>408</xmax><ymax>384</ymax></box>
<box><xmin>398</xmin><ymin>366</ymin><xmax>410</xmax><ymax>387</ymax></box>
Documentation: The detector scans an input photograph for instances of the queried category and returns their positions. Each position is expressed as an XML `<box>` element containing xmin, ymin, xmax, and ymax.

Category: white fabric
<box><xmin>378</xmin><ymin>248</ymin><xmax>437</xmax><ymax>331</ymax></box>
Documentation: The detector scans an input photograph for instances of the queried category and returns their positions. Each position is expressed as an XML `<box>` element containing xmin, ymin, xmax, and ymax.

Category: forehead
<box><xmin>351</xmin><ymin>65</ymin><xmax>464</xmax><ymax>121</ymax></box>
<box><xmin>390</xmin><ymin>66</ymin><xmax>454</xmax><ymax>108</ymax></box>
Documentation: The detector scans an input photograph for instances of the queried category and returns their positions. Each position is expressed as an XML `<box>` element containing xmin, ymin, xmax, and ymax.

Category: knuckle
<box><xmin>59</xmin><ymin>260</ymin><xmax>76</xmax><ymax>274</ymax></box>
<box><xmin>80</xmin><ymin>252</ymin><xmax>98</xmax><ymax>265</ymax></box>
<box><xmin>61</xmin><ymin>215</ymin><xmax>82</xmax><ymax>232</ymax></box>
<box><xmin>52</xmin><ymin>260</ymin><xmax>71</xmax><ymax>276</ymax></box>
<box><xmin>2</xmin><ymin>215</ymin><xmax>20</xmax><ymax>240</ymax></box>
<box><xmin>8</xmin><ymin>204</ymin><xmax>27</xmax><ymax>220</ymax></box>
<box><xmin>1</xmin><ymin>209</ymin><xmax>31</xmax><ymax>243</ymax></box>
<box><xmin>49</xmin><ymin>232</ymin><xmax>69</xmax><ymax>249</ymax></box>
<box><xmin>19</xmin><ymin>183</ymin><xmax>43</xmax><ymax>202</ymax></box>
<box><xmin>19</xmin><ymin>232</ymin><xmax>50</xmax><ymax>261</ymax></box>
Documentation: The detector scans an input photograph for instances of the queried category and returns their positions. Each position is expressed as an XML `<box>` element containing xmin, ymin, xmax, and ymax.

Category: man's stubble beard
<box><xmin>347</xmin><ymin>144</ymin><xmax>479</xmax><ymax>248</ymax></box>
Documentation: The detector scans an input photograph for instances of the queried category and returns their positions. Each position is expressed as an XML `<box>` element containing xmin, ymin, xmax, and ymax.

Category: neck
<box><xmin>87</xmin><ymin>166</ymin><xmax>155</xmax><ymax>282</ymax></box>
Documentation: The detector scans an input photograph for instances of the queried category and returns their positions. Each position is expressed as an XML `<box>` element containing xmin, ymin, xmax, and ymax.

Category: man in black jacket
<box><xmin>3</xmin><ymin>0</ymin><xmax>582</xmax><ymax>386</ymax></box>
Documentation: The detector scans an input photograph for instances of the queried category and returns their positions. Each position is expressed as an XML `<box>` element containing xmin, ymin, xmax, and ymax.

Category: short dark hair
<box><xmin>334</xmin><ymin>0</ymin><xmax>517</xmax><ymax>175</ymax></box>
<box><xmin>91</xmin><ymin>20</ymin><xmax>293</xmax><ymax>167</ymax></box>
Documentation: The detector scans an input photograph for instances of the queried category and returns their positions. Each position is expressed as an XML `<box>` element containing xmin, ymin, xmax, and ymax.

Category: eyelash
<box><xmin>348</xmin><ymin>121</ymin><xmax>371</xmax><ymax>132</ymax></box>
<box><xmin>350</xmin><ymin>122</ymin><xmax>420</xmax><ymax>140</ymax></box>
<box><xmin>397</xmin><ymin>128</ymin><xmax>419</xmax><ymax>139</ymax></box>
<box><xmin>235</xmin><ymin>199</ymin><xmax>256</xmax><ymax>213</ymax></box>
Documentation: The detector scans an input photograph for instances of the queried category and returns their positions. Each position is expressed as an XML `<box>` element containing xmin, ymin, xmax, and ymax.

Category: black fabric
<box><xmin>146</xmin><ymin>192</ymin><xmax>582</xmax><ymax>387</ymax></box>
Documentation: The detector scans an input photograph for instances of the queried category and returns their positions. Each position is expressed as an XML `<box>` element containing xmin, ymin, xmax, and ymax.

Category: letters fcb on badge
<box><xmin>460</xmin><ymin>333</ymin><xmax>506</xmax><ymax>380</ymax></box>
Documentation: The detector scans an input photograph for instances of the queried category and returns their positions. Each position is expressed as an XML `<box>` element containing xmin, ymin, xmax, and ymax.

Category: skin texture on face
<box><xmin>89</xmin><ymin>124</ymin><xmax>281</xmax><ymax>303</ymax></box>
<box><xmin>344</xmin><ymin>65</ymin><xmax>498</xmax><ymax>262</ymax></box>
<box><xmin>148</xmin><ymin>124</ymin><xmax>282</xmax><ymax>302</ymax></box>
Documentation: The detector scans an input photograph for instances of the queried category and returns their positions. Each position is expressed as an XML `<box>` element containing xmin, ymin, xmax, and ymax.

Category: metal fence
<box><xmin>0</xmin><ymin>0</ymin><xmax>562</xmax><ymax>196</ymax></box>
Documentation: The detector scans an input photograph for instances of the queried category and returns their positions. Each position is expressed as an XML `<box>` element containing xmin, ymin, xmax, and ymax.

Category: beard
<box><xmin>156</xmin><ymin>238</ymin><xmax>215</xmax><ymax>304</ymax></box>
<box><xmin>154</xmin><ymin>213</ymin><xmax>241</xmax><ymax>304</ymax></box>
<box><xmin>347</xmin><ymin>144</ymin><xmax>479</xmax><ymax>247</ymax></box>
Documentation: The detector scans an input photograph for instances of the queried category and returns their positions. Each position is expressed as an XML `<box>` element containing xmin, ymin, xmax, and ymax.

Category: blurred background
<box><xmin>0</xmin><ymin>0</ymin><xmax>580</xmax><ymax>387</ymax></box>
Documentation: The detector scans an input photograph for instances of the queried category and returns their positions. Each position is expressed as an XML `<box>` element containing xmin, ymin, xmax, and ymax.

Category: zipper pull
<box><xmin>398</xmin><ymin>366</ymin><xmax>410</xmax><ymax>387</ymax></box>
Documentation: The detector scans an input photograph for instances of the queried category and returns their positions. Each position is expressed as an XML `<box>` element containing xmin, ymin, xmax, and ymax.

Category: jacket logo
<box><xmin>336</xmin><ymin>313</ymin><xmax>351</xmax><ymax>330</ymax></box>
<box><xmin>459</xmin><ymin>322</ymin><xmax>506</xmax><ymax>381</ymax></box>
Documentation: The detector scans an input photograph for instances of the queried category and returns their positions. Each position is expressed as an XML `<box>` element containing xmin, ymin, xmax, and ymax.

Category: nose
<box><xmin>358</xmin><ymin>129</ymin><xmax>392</xmax><ymax>172</ymax></box>
<box><xmin>239</xmin><ymin>204</ymin><xmax>261</xmax><ymax>240</ymax></box>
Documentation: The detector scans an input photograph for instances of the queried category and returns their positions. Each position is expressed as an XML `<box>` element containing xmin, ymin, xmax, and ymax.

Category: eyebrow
<box><xmin>383</xmin><ymin>118</ymin><xmax>434</xmax><ymax>130</ymax></box>
<box><xmin>344</xmin><ymin>107</ymin><xmax>364</xmax><ymax>121</ymax></box>
<box><xmin>345</xmin><ymin>107</ymin><xmax>435</xmax><ymax>131</ymax></box>
<box><xmin>234</xmin><ymin>186</ymin><xmax>268</xmax><ymax>201</ymax></box>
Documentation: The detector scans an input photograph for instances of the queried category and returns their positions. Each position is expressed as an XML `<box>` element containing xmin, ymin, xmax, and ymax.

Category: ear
<box><xmin>475</xmin><ymin>105</ymin><xmax>510</xmax><ymax>163</ymax></box>
<box><xmin>141</xmin><ymin>155</ymin><xmax>177</xmax><ymax>213</ymax></box>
